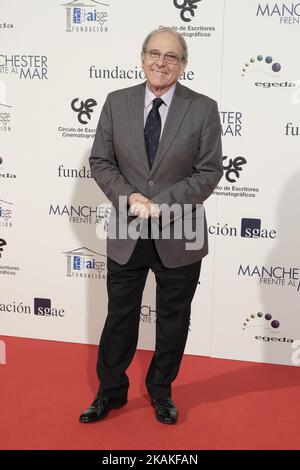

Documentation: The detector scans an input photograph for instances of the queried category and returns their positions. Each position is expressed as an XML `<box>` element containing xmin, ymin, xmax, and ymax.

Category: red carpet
<box><xmin>1</xmin><ymin>335</ymin><xmax>300</xmax><ymax>450</ymax></box>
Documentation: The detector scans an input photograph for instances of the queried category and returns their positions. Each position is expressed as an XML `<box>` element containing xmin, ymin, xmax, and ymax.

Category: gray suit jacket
<box><xmin>89</xmin><ymin>81</ymin><xmax>223</xmax><ymax>268</ymax></box>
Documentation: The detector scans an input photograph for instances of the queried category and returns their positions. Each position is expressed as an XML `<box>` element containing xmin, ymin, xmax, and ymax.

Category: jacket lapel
<box><xmin>151</xmin><ymin>83</ymin><xmax>192</xmax><ymax>174</ymax></box>
<box><xmin>128</xmin><ymin>82</ymin><xmax>150</xmax><ymax>174</ymax></box>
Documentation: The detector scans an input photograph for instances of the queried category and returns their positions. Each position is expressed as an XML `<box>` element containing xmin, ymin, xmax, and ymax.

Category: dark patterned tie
<box><xmin>144</xmin><ymin>97</ymin><xmax>164</xmax><ymax>168</ymax></box>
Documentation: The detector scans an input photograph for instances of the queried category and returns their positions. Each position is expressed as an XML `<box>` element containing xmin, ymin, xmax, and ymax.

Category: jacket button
<box><xmin>149</xmin><ymin>180</ymin><xmax>154</xmax><ymax>186</ymax></box>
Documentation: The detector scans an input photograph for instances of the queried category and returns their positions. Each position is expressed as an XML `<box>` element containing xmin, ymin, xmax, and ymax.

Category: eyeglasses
<box><xmin>143</xmin><ymin>49</ymin><xmax>182</xmax><ymax>65</ymax></box>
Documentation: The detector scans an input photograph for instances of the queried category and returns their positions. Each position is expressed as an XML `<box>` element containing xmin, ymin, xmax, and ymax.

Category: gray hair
<box><xmin>142</xmin><ymin>27</ymin><xmax>188</xmax><ymax>63</ymax></box>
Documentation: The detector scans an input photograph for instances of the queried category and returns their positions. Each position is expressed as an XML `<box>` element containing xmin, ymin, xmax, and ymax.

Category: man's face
<box><xmin>141</xmin><ymin>32</ymin><xmax>187</xmax><ymax>94</ymax></box>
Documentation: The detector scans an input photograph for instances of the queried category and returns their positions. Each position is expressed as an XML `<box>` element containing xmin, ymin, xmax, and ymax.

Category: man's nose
<box><xmin>156</xmin><ymin>54</ymin><xmax>167</xmax><ymax>66</ymax></box>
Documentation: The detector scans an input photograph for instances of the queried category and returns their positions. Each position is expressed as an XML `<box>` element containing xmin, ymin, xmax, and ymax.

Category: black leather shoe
<box><xmin>151</xmin><ymin>397</ymin><xmax>178</xmax><ymax>424</ymax></box>
<box><xmin>79</xmin><ymin>397</ymin><xmax>127</xmax><ymax>423</ymax></box>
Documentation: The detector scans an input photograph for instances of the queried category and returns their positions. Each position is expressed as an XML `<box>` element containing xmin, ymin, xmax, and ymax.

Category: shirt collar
<box><xmin>145</xmin><ymin>83</ymin><xmax>176</xmax><ymax>109</ymax></box>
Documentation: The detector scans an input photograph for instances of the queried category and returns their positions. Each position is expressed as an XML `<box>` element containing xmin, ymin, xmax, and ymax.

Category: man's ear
<box><xmin>180</xmin><ymin>61</ymin><xmax>187</xmax><ymax>75</ymax></box>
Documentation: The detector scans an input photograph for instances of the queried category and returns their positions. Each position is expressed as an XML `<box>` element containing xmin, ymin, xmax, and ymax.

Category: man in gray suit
<box><xmin>80</xmin><ymin>27</ymin><xmax>223</xmax><ymax>425</ymax></box>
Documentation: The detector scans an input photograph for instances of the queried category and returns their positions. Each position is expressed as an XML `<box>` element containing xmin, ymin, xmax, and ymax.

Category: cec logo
<box><xmin>173</xmin><ymin>0</ymin><xmax>202</xmax><ymax>22</ymax></box>
<box><xmin>223</xmin><ymin>155</ymin><xmax>247</xmax><ymax>183</ymax></box>
<box><xmin>71</xmin><ymin>98</ymin><xmax>97</xmax><ymax>125</ymax></box>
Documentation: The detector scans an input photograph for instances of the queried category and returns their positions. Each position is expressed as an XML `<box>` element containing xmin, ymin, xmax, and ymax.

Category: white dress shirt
<box><xmin>144</xmin><ymin>83</ymin><xmax>176</xmax><ymax>138</ymax></box>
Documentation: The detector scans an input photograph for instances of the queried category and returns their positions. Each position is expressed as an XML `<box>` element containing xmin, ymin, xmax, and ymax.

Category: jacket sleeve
<box><xmin>152</xmin><ymin>100</ymin><xmax>223</xmax><ymax>209</ymax></box>
<box><xmin>89</xmin><ymin>94</ymin><xmax>137</xmax><ymax>208</ymax></box>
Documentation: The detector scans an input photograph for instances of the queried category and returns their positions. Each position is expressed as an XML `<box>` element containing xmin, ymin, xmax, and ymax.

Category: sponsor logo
<box><xmin>171</xmin><ymin>0</ymin><xmax>216</xmax><ymax>39</ymax></box>
<box><xmin>0</xmin><ymin>54</ymin><xmax>48</xmax><ymax>79</ymax></box>
<box><xmin>220</xmin><ymin>111</ymin><xmax>243</xmax><ymax>137</ymax></box>
<box><xmin>34</xmin><ymin>298</ymin><xmax>65</xmax><ymax>317</ymax></box>
<box><xmin>49</xmin><ymin>203</ymin><xmax>106</xmax><ymax>224</ymax></box>
<box><xmin>242</xmin><ymin>310</ymin><xmax>295</xmax><ymax>344</ymax></box>
<box><xmin>242</xmin><ymin>54</ymin><xmax>281</xmax><ymax>77</ymax></box>
<box><xmin>209</xmin><ymin>218</ymin><xmax>276</xmax><ymax>238</ymax></box>
<box><xmin>63</xmin><ymin>247</ymin><xmax>107</xmax><ymax>279</ymax></box>
<box><xmin>240</xmin><ymin>218</ymin><xmax>276</xmax><ymax>238</ymax></box>
<box><xmin>173</xmin><ymin>0</ymin><xmax>202</xmax><ymax>22</ymax></box>
<box><xmin>242</xmin><ymin>311</ymin><xmax>280</xmax><ymax>331</ymax></box>
<box><xmin>0</xmin><ymin>299</ymin><xmax>66</xmax><ymax>318</ymax></box>
<box><xmin>256</xmin><ymin>2</ymin><xmax>300</xmax><ymax>25</ymax></box>
<box><xmin>238</xmin><ymin>265</ymin><xmax>300</xmax><ymax>292</ymax></box>
<box><xmin>223</xmin><ymin>155</ymin><xmax>247</xmax><ymax>183</ymax></box>
<box><xmin>88</xmin><ymin>64</ymin><xmax>195</xmax><ymax>81</ymax></box>
<box><xmin>57</xmin><ymin>98</ymin><xmax>97</xmax><ymax>140</ymax></box>
<box><xmin>241</xmin><ymin>53</ymin><xmax>295</xmax><ymax>89</ymax></box>
<box><xmin>71</xmin><ymin>97</ymin><xmax>97</xmax><ymax>124</ymax></box>
<box><xmin>214</xmin><ymin>154</ymin><xmax>260</xmax><ymax>199</ymax></box>
<box><xmin>62</xmin><ymin>0</ymin><xmax>109</xmax><ymax>33</ymax></box>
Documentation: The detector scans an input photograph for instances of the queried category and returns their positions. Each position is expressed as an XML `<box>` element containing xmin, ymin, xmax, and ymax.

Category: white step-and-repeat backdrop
<box><xmin>1</xmin><ymin>0</ymin><xmax>300</xmax><ymax>366</ymax></box>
